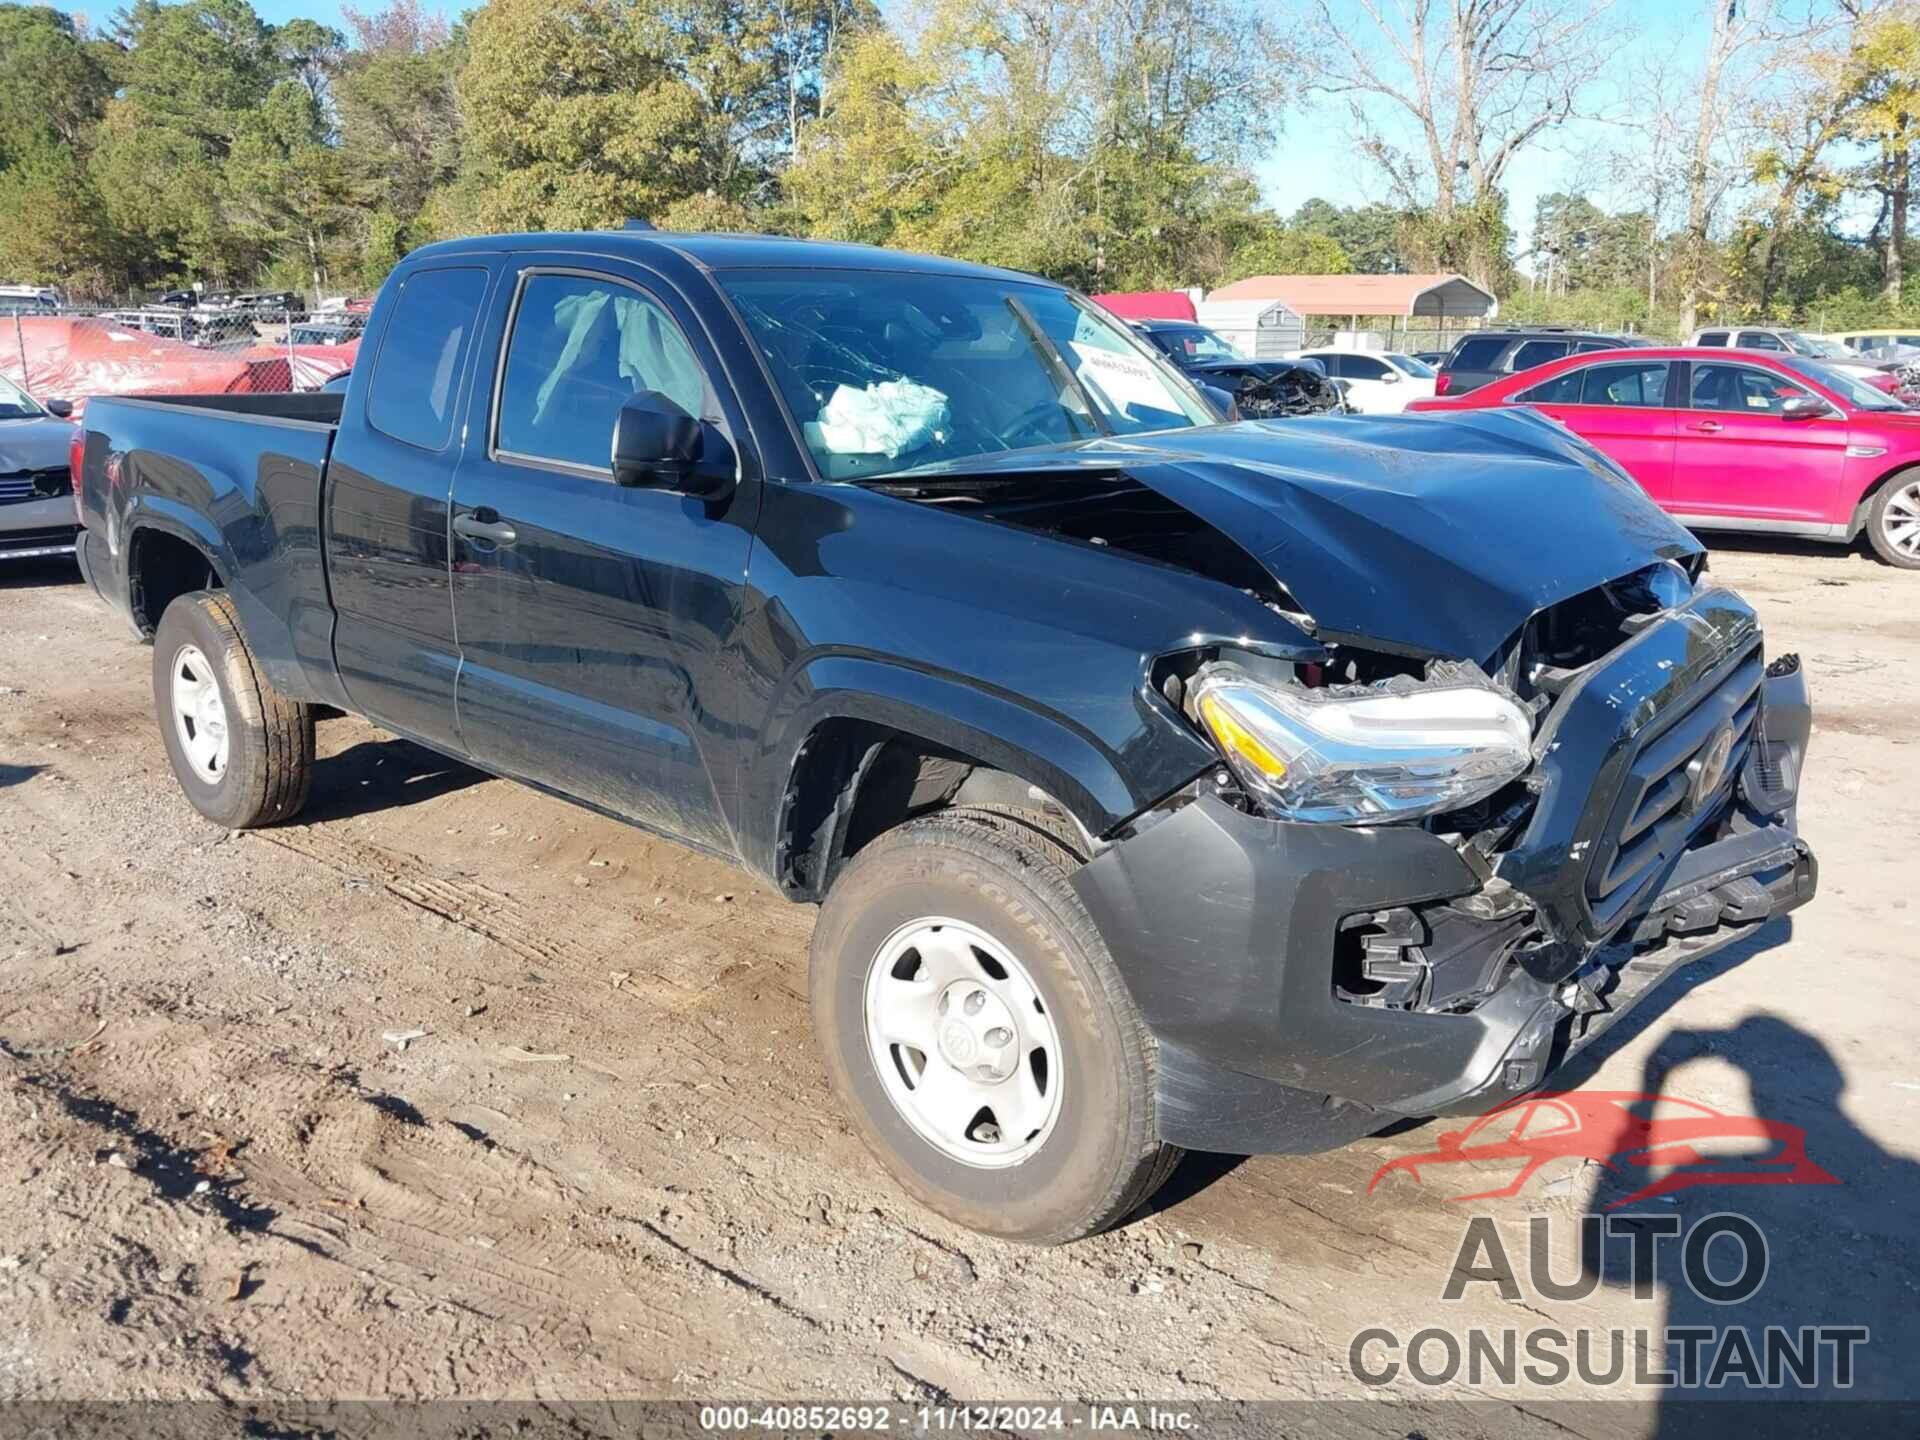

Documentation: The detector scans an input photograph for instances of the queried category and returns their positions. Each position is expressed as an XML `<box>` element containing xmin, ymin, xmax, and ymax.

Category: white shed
<box><xmin>1194</xmin><ymin>297</ymin><xmax>1305</xmax><ymax>359</ymax></box>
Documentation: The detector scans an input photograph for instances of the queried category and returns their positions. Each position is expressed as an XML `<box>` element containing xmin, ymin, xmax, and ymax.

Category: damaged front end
<box><xmin>871</xmin><ymin>413</ymin><xmax>1815</xmax><ymax>1154</ymax></box>
<box><xmin>1070</xmin><ymin>571</ymin><xmax>1817</xmax><ymax>1155</ymax></box>
<box><xmin>1201</xmin><ymin>360</ymin><xmax>1344</xmax><ymax>419</ymax></box>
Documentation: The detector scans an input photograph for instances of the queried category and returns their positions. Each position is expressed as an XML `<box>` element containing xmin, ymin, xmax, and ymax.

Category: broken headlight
<box><xmin>1189</xmin><ymin>665</ymin><xmax>1534</xmax><ymax>824</ymax></box>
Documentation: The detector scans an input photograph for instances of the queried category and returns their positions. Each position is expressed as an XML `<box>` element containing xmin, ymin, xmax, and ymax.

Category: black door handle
<box><xmin>454</xmin><ymin>509</ymin><xmax>517</xmax><ymax>545</ymax></box>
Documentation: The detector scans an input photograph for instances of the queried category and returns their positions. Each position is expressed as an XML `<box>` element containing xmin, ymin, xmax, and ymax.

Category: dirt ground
<box><xmin>1</xmin><ymin>537</ymin><xmax>1915</xmax><ymax>1431</ymax></box>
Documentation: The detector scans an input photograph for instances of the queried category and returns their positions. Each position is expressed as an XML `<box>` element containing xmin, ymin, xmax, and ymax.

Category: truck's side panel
<box><xmin>325</xmin><ymin>263</ymin><xmax>498</xmax><ymax>754</ymax></box>
<box><xmin>444</xmin><ymin>253</ymin><xmax>764</xmax><ymax>855</ymax></box>
<box><xmin>77</xmin><ymin>399</ymin><xmax>343</xmax><ymax>707</ymax></box>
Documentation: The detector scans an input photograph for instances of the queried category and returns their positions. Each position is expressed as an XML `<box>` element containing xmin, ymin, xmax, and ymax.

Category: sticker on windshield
<box><xmin>1069</xmin><ymin>342</ymin><xmax>1173</xmax><ymax>416</ymax></box>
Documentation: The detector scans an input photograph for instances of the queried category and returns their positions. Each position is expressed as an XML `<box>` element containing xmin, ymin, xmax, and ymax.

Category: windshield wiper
<box><xmin>1004</xmin><ymin>296</ymin><xmax>1111</xmax><ymax>439</ymax></box>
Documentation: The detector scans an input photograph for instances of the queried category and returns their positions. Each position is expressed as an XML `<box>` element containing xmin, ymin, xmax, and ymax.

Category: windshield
<box><xmin>0</xmin><ymin>372</ymin><xmax>45</xmax><ymax>420</ymax></box>
<box><xmin>1385</xmin><ymin>353</ymin><xmax>1436</xmax><ymax>378</ymax></box>
<box><xmin>720</xmin><ymin>271</ymin><xmax>1215</xmax><ymax>479</ymax></box>
<box><xmin>1780</xmin><ymin>357</ymin><xmax>1906</xmax><ymax>410</ymax></box>
<box><xmin>1146</xmin><ymin>325</ymin><xmax>1243</xmax><ymax>362</ymax></box>
<box><xmin>1780</xmin><ymin>331</ymin><xmax>1853</xmax><ymax>360</ymax></box>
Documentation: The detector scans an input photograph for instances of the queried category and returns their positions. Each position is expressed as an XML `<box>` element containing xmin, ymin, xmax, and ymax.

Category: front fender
<box><xmin>739</xmin><ymin>652</ymin><xmax>1217</xmax><ymax>882</ymax></box>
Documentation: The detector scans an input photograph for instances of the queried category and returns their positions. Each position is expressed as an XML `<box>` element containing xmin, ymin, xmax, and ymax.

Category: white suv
<box><xmin>1689</xmin><ymin>326</ymin><xmax>1891</xmax><ymax>384</ymax></box>
<box><xmin>1293</xmin><ymin>349</ymin><xmax>1438</xmax><ymax>414</ymax></box>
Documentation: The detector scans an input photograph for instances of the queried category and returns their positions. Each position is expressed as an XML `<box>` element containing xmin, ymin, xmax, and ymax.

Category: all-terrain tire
<box><xmin>152</xmin><ymin>590</ymin><xmax>315</xmax><ymax>828</ymax></box>
<box><xmin>1866</xmin><ymin>471</ymin><xmax>1920</xmax><ymax>569</ymax></box>
<box><xmin>810</xmin><ymin>805</ymin><xmax>1180</xmax><ymax>1244</ymax></box>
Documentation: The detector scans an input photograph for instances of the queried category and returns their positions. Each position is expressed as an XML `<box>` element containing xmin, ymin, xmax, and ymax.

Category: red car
<box><xmin>1367</xmin><ymin>1091</ymin><xmax>1840</xmax><ymax>1208</ymax></box>
<box><xmin>1408</xmin><ymin>346</ymin><xmax>1920</xmax><ymax>569</ymax></box>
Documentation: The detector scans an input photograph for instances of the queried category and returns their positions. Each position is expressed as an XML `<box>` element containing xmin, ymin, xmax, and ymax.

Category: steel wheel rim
<box><xmin>863</xmin><ymin>916</ymin><xmax>1064</xmax><ymax>1169</ymax></box>
<box><xmin>1884</xmin><ymin>480</ymin><xmax>1920</xmax><ymax>558</ymax></box>
<box><xmin>169</xmin><ymin>643</ymin><xmax>230</xmax><ymax>784</ymax></box>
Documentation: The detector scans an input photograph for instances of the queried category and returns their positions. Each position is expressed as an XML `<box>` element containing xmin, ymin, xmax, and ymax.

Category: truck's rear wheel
<box><xmin>810</xmin><ymin>807</ymin><xmax>1179</xmax><ymax>1243</ymax></box>
<box><xmin>1867</xmin><ymin>473</ymin><xmax>1920</xmax><ymax>569</ymax></box>
<box><xmin>152</xmin><ymin>591</ymin><xmax>314</xmax><ymax>828</ymax></box>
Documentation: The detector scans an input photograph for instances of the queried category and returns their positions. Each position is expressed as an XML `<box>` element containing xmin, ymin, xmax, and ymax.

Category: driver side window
<box><xmin>496</xmin><ymin>271</ymin><xmax>709</xmax><ymax>472</ymax></box>
<box><xmin>1689</xmin><ymin>363</ymin><xmax>1814</xmax><ymax>415</ymax></box>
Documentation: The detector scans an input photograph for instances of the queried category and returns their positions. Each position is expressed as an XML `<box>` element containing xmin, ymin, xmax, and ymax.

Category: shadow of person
<box><xmin>297</xmin><ymin>736</ymin><xmax>487</xmax><ymax>824</ymax></box>
<box><xmin>1580</xmin><ymin>1015</ymin><xmax>1918</xmax><ymax>1429</ymax></box>
<box><xmin>1548</xmin><ymin>921</ymin><xmax>1795</xmax><ymax>1097</ymax></box>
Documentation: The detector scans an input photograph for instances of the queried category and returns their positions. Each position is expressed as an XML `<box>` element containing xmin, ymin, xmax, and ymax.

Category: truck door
<box><xmin>447</xmin><ymin>259</ymin><xmax>759</xmax><ymax>855</ymax></box>
<box><xmin>325</xmin><ymin>264</ymin><xmax>494</xmax><ymax>750</ymax></box>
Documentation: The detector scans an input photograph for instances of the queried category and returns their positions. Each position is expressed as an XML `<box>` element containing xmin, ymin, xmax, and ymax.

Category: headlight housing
<box><xmin>1189</xmin><ymin>664</ymin><xmax>1534</xmax><ymax>824</ymax></box>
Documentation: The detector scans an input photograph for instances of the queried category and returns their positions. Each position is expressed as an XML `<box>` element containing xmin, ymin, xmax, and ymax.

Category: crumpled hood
<box><xmin>1181</xmin><ymin>357</ymin><xmax>1321</xmax><ymax>381</ymax></box>
<box><xmin>909</xmin><ymin>408</ymin><xmax>1701</xmax><ymax>661</ymax></box>
<box><xmin>0</xmin><ymin>415</ymin><xmax>77</xmax><ymax>473</ymax></box>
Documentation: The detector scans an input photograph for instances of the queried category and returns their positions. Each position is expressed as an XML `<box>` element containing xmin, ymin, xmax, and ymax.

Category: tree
<box><xmin>656</xmin><ymin>0</ymin><xmax>875</xmax><ymax>203</ymax></box>
<box><xmin>1833</xmin><ymin>3</ymin><xmax>1920</xmax><ymax>300</ymax></box>
<box><xmin>334</xmin><ymin>0</ymin><xmax>464</xmax><ymax>276</ymax></box>
<box><xmin>1665</xmin><ymin>0</ymin><xmax>1833</xmax><ymax>332</ymax></box>
<box><xmin>452</xmin><ymin>0</ymin><xmax>708</xmax><ymax>232</ymax></box>
<box><xmin>0</xmin><ymin>5</ymin><xmax>114</xmax><ymax>165</ymax></box>
<box><xmin>226</xmin><ymin>79</ymin><xmax>357</xmax><ymax>294</ymax></box>
<box><xmin>1300</xmin><ymin>0</ymin><xmax>1616</xmax><ymax>286</ymax></box>
<box><xmin>1289</xmin><ymin>199</ymin><xmax>1411</xmax><ymax>271</ymax></box>
<box><xmin>783</xmin><ymin>0</ymin><xmax>1288</xmax><ymax>288</ymax></box>
<box><xmin>1225</xmin><ymin>228</ymin><xmax>1354</xmax><ymax>281</ymax></box>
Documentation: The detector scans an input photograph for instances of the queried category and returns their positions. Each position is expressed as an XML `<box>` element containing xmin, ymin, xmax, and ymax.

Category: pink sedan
<box><xmin>1409</xmin><ymin>346</ymin><xmax>1920</xmax><ymax>568</ymax></box>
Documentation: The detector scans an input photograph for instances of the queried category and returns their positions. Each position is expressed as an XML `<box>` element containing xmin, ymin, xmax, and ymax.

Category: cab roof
<box><xmin>405</xmin><ymin>231</ymin><xmax>1047</xmax><ymax>285</ymax></box>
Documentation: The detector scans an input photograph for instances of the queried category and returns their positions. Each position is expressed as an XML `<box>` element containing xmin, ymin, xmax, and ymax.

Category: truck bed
<box><xmin>75</xmin><ymin>390</ymin><xmax>344</xmax><ymax>709</ymax></box>
<box><xmin>97</xmin><ymin>390</ymin><xmax>344</xmax><ymax>427</ymax></box>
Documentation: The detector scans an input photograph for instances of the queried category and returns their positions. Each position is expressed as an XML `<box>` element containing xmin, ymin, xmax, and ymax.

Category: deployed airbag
<box><xmin>815</xmin><ymin>380</ymin><xmax>950</xmax><ymax>458</ymax></box>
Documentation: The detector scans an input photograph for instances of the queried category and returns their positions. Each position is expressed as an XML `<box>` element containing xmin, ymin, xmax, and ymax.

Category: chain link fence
<box><xmin>2</xmin><ymin>303</ymin><xmax>359</xmax><ymax>414</ymax></box>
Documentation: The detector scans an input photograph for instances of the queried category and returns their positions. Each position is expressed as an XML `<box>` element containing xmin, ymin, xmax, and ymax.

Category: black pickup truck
<box><xmin>73</xmin><ymin>232</ymin><xmax>1817</xmax><ymax>1243</ymax></box>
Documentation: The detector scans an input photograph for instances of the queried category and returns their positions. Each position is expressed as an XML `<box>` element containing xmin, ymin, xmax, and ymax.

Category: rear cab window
<box><xmin>1695</xmin><ymin>331</ymin><xmax>1728</xmax><ymax>347</ymax></box>
<box><xmin>367</xmin><ymin>267</ymin><xmax>490</xmax><ymax>451</ymax></box>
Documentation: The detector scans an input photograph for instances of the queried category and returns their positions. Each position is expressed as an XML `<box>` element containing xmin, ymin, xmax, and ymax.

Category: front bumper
<box><xmin>1071</xmin><ymin>644</ymin><xmax>1817</xmax><ymax>1156</ymax></box>
<box><xmin>1</xmin><ymin>494</ymin><xmax>78</xmax><ymax>560</ymax></box>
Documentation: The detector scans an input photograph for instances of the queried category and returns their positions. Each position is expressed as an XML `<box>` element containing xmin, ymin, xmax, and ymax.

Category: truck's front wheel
<box><xmin>152</xmin><ymin>591</ymin><xmax>314</xmax><ymax>828</ymax></box>
<box><xmin>810</xmin><ymin>808</ymin><xmax>1179</xmax><ymax>1243</ymax></box>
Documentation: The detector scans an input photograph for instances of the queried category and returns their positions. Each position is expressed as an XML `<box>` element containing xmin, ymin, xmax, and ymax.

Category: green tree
<box><xmin>335</xmin><ymin>0</ymin><xmax>465</xmax><ymax>278</ymax></box>
<box><xmin>226</xmin><ymin>79</ymin><xmax>357</xmax><ymax>295</ymax></box>
<box><xmin>1224</xmin><ymin>227</ymin><xmax>1353</xmax><ymax>282</ymax></box>
<box><xmin>783</xmin><ymin>0</ymin><xmax>1285</xmax><ymax>288</ymax></box>
<box><xmin>452</xmin><ymin>0</ymin><xmax>709</xmax><ymax>232</ymax></box>
<box><xmin>1289</xmin><ymin>199</ymin><xmax>1409</xmax><ymax>272</ymax></box>
<box><xmin>0</xmin><ymin>5</ymin><xmax>114</xmax><ymax>165</ymax></box>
